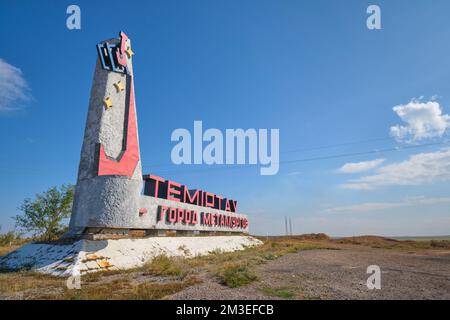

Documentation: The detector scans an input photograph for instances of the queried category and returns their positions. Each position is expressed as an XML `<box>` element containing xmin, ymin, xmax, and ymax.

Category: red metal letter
<box><xmin>116</xmin><ymin>31</ymin><xmax>129</xmax><ymax>67</ymax></box>
<box><xmin>167</xmin><ymin>180</ymin><xmax>182</xmax><ymax>202</ymax></box>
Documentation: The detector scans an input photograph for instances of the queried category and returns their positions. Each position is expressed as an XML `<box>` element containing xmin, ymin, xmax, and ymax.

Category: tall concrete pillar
<box><xmin>68</xmin><ymin>32</ymin><xmax>143</xmax><ymax>236</ymax></box>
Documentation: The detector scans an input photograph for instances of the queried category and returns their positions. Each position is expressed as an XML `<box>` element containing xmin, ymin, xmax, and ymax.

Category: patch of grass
<box><xmin>59</xmin><ymin>277</ymin><xmax>200</xmax><ymax>300</ymax></box>
<box><xmin>215</xmin><ymin>262</ymin><xmax>257</xmax><ymax>288</ymax></box>
<box><xmin>0</xmin><ymin>232</ymin><xmax>16</xmax><ymax>247</ymax></box>
<box><xmin>430</xmin><ymin>240</ymin><xmax>450</xmax><ymax>249</ymax></box>
<box><xmin>5</xmin><ymin>270</ymin><xmax>202</xmax><ymax>300</ymax></box>
<box><xmin>260</xmin><ymin>287</ymin><xmax>296</xmax><ymax>299</ymax></box>
<box><xmin>335</xmin><ymin>236</ymin><xmax>450</xmax><ymax>251</ymax></box>
<box><xmin>143</xmin><ymin>255</ymin><xmax>191</xmax><ymax>278</ymax></box>
<box><xmin>60</xmin><ymin>278</ymin><xmax>132</xmax><ymax>300</ymax></box>
<box><xmin>0</xmin><ymin>271</ymin><xmax>65</xmax><ymax>297</ymax></box>
<box><xmin>258</xmin><ymin>233</ymin><xmax>330</xmax><ymax>242</ymax></box>
<box><xmin>130</xmin><ymin>277</ymin><xmax>200</xmax><ymax>300</ymax></box>
<box><xmin>0</xmin><ymin>245</ymin><xmax>20</xmax><ymax>257</ymax></box>
<box><xmin>263</xmin><ymin>254</ymin><xmax>278</xmax><ymax>260</ymax></box>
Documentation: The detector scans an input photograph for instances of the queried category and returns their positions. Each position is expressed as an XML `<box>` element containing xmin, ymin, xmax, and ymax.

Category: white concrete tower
<box><xmin>68</xmin><ymin>32</ymin><xmax>143</xmax><ymax>236</ymax></box>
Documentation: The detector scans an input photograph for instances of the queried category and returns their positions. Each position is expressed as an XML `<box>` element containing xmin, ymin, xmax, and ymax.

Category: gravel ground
<box><xmin>169</xmin><ymin>246</ymin><xmax>450</xmax><ymax>300</ymax></box>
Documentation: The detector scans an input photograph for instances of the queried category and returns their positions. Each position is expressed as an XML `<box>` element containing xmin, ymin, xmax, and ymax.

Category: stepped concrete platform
<box><xmin>0</xmin><ymin>236</ymin><xmax>262</xmax><ymax>277</ymax></box>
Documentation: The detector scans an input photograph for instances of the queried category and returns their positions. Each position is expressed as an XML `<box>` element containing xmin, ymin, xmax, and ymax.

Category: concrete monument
<box><xmin>0</xmin><ymin>32</ymin><xmax>259</xmax><ymax>276</ymax></box>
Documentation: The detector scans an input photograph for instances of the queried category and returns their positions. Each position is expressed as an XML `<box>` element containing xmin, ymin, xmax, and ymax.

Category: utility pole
<box><xmin>285</xmin><ymin>216</ymin><xmax>288</xmax><ymax>236</ymax></box>
<box><xmin>289</xmin><ymin>217</ymin><xmax>293</xmax><ymax>236</ymax></box>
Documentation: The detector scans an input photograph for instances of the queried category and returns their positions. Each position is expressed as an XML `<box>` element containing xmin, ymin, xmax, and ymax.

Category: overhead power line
<box><xmin>282</xmin><ymin>137</ymin><xmax>393</xmax><ymax>154</ymax></box>
<box><xmin>142</xmin><ymin>136</ymin><xmax>395</xmax><ymax>170</ymax></box>
<box><xmin>281</xmin><ymin>141</ymin><xmax>448</xmax><ymax>164</ymax></box>
<box><xmin>142</xmin><ymin>140</ymin><xmax>449</xmax><ymax>175</ymax></box>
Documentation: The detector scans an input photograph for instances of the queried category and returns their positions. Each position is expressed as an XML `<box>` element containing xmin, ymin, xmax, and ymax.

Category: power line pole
<box><xmin>285</xmin><ymin>216</ymin><xmax>288</xmax><ymax>236</ymax></box>
<box><xmin>289</xmin><ymin>217</ymin><xmax>293</xmax><ymax>236</ymax></box>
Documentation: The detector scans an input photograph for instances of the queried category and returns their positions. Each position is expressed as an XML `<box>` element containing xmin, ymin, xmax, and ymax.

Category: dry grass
<box><xmin>0</xmin><ymin>268</ymin><xmax>201</xmax><ymax>300</ymax></box>
<box><xmin>0</xmin><ymin>237</ymin><xmax>32</xmax><ymax>256</ymax></box>
<box><xmin>2</xmin><ymin>234</ymin><xmax>447</xmax><ymax>299</ymax></box>
<box><xmin>143</xmin><ymin>255</ymin><xmax>191</xmax><ymax>278</ymax></box>
<box><xmin>57</xmin><ymin>277</ymin><xmax>201</xmax><ymax>300</ymax></box>
<box><xmin>335</xmin><ymin>235</ymin><xmax>450</xmax><ymax>251</ymax></box>
<box><xmin>215</xmin><ymin>261</ymin><xmax>257</xmax><ymax>288</ymax></box>
<box><xmin>0</xmin><ymin>245</ymin><xmax>21</xmax><ymax>257</ymax></box>
<box><xmin>260</xmin><ymin>286</ymin><xmax>297</xmax><ymax>299</ymax></box>
<box><xmin>0</xmin><ymin>271</ymin><xmax>66</xmax><ymax>299</ymax></box>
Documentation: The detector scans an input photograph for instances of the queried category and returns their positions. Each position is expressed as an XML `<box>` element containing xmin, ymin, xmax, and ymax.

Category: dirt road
<box><xmin>170</xmin><ymin>246</ymin><xmax>450</xmax><ymax>300</ymax></box>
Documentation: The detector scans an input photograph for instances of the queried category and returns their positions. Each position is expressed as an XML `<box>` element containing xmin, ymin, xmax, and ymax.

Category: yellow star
<box><xmin>125</xmin><ymin>46</ymin><xmax>134</xmax><ymax>58</ymax></box>
<box><xmin>103</xmin><ymin>97</ymin><xmax>113</xmax><ymax>109</ymax></box>
<box><xmin>114</xmin><ymin>81</ymin><xmax>125</xmax><ymax>92</ymax></box>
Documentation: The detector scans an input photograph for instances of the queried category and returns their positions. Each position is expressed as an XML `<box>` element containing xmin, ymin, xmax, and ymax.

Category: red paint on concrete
<box><xmin>98</xmin><ymin>80</ymin><xmax>139</xmax><ymax>178</ymax></box>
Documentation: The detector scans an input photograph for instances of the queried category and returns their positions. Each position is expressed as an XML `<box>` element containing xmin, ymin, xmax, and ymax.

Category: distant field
<box><xmin>331</xmin><ymin>235</ymin><xmax>450</xmax><ymax>241</ymax></box>
<box><xmin>392</xmin><ymin>235</ymin><xmax>450</xmax><ymax>241</ymax></box>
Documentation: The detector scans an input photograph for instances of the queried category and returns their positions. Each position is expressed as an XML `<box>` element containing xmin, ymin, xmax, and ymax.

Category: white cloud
<box><xmin>0</xmin><ymin>59</ymin><xmax>32</xmax><ymax>112</ymax></box>
<box><xmin>341</xmin><ymin>148</ymin><xmax>450</xmax><ymax>190</ymax></box>
<box><xmin>390</xmin><ymin>98</ymin><xmax>450</xmax><ymax>142</ymax></box>
<box><xmin>338</xmin><ymin>159</ymin><xmax>385</xmax><ymax>173</ymax></box>
<box><xmin>325</xmin><ymin>196</ymin><xmax>450</xmax><ymax>213</ymax></box>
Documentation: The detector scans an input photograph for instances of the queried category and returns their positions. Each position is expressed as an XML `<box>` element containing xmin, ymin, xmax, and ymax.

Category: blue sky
<box><xmin>1</xmin><ymin>0</ymin><xmax>449</xmax><ymax>236</ymax></box>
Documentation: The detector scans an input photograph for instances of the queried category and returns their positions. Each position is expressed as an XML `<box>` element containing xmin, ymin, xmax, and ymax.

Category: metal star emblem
<box><xmin>114</xmin><ymin>81</ymin><xmax>125</xmax><ymax>92</ymax></box>
<box><xmin>103</xmin><ymin>97</ymin><xmax>113</xmax><ymax>109</ymax></box>
<box><xmin>125</xmin><ymin>46</ymin><xmax>134</xmax><ymax>58</ymax></box>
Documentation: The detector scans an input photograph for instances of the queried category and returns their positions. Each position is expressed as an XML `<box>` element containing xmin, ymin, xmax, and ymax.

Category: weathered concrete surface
<box><xmin>0</xmin><ymin>236</ymin><xmax>262</xmax><ymax>277</ymax></box>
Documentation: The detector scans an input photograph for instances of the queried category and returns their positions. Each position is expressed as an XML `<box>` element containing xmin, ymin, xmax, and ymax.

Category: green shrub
<box><xmin>216</xmin><ymin>262</ymin><xmax>257</xmax><ymax>288</ymax></box>
<box><xmin>143</xmin><ymin>255</ymin><xmax>190</xmax><ymax>278</ymax></box>
<box><xmin>14</xmin><ymin>184</ymin><xmax>74</xmax><ymax>241</ymax></box>
<box><xmin>0</xmin><ymin>231</ymin><xmax>16</xmax><ymax>246</ymax></box>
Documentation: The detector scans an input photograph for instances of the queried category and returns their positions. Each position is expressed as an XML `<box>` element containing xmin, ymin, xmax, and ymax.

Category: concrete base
<box><xmin>0</xmin><ymin>236</ymin><xmax>262</xmax><ymax>277</ymax></box>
